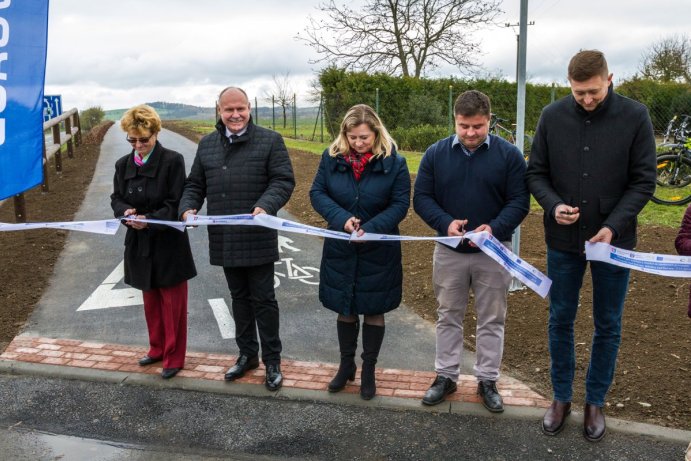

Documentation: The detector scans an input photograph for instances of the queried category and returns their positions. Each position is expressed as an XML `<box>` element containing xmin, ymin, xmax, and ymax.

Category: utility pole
<box><xmin>504</xmin><ymin>20</ymin><xmax>534</xmax><ymax>85</ymax></box>
<box><xmin>509</xmin><ymin>0</ymin><xmax>530</xmax><ymax>291</ymax></box>
<box><xmin>515</xmin><ymin>2</ymin><xmax>530</xmax><ymax>154</ymax></box>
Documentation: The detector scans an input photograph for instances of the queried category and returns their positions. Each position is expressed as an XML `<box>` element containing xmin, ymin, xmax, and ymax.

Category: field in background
<box><xmin>164</xmin><ymin>119</ymin><xmax>683</xmax><ymax>228</ymax></box>
<box><xmin>169</xmin><ymin>119</ymin><xmax>424</xmax><ymax>175</ymax></box>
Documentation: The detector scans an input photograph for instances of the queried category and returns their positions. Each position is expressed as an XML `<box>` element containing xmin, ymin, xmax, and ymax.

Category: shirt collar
<box><xmin>452</xmin><ymin>134</ymin><xmax>491</xmax><ymax>156</ymax></box>
<box><xmin>225</xmin><ymin>126</ymin><xmax>248</xmax><ymax>140</ymax></box>
<box><xmin>137</xmin><ymin>148</ymin><xmax>154</xmax><ymax>164</ymax></box>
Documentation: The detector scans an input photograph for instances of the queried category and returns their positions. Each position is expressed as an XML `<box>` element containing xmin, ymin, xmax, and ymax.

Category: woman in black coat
<box><xmin>111</xmin><ymin>104</ymin><xmax>196</xmax><ymax>379</ymax></box>
<box><xmin>310</xmin><ymin>104</ymin><xmax>410</xmax><ymax>400</ymax></box>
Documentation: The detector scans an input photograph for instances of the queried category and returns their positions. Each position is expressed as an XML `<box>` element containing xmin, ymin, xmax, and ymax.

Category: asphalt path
<box><xmin>0</xmin><ymin>373</ymin><xmax>685</xmax><ymax>460</ymax></box>
<box><xmin>23</xmin><ymin>126</ymin><xmax>474</xmax><ymax>373</ymax></box>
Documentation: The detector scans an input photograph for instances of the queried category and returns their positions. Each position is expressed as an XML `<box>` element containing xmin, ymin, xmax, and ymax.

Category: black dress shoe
<box><xmin>161</xmin><ymin>368</ymin><xmax>181</xmax><ymax>379</ymax></box>
<box><xmin>477</xmin><ymin>380</ymin><xmax>504</xmax><ymax>413</ymax></box>
<box><xmin>583</xmin><ymin>403</ymin><xmax>606</xmax><ymax>442</ymax></box>
<box><xmin>265</xmin><ymin>363</ymin><xmax>283</xmax><ymax>391</ymax></box>
<box><xmin>542</xmin><ymin>400</ymin><xmax>571</xmax><ymax>436</ymax></box>
<box><xmin>138</xmin><ymin>355</ymin><xmax>161</xmax><ymax>366</ymax></box>
<box><xmin>224</xmin><ymin>355</ymin><xmax>260</xmax><ymax>381</ymax></box>
<box><xmin>422</xmin><ymin>375</ymin><xmax>457</xmax><ymax>406</ymax></box>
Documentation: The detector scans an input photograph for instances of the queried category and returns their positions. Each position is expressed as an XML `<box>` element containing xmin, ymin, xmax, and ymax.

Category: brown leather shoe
<box><xmin>541</xmin><ymin>400</ymin><xmax>571</xmax><ymax>436</ymax></box>
<box><xmin>583</xmin><ymin>403</ymin><xmax>606</xmax><ymax>442</ymax></box>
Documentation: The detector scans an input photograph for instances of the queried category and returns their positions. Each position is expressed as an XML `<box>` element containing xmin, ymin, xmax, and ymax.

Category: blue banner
<box><xmin>0</xmin><ymin>0</ymin><xmax>50</xmax><ymax>200</ymax></box>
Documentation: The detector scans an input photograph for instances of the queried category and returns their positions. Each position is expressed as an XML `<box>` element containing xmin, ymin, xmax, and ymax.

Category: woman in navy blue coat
<box><xmin>310</xmin><ymin>104</ymin><xmax>410</xmax><ymax>400</ymax></box>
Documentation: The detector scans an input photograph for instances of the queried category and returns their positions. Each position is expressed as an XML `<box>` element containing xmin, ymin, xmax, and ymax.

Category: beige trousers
<box><xmin>432</xmin><ymin>242</ymin><xmax>512</xmax><ymax>382</ymax></box>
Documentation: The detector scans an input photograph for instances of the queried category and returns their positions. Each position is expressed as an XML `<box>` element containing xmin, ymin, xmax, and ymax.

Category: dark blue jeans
<box><xmin>547</xmin><ymin>247</ymin><xmax>630</xmax><ymax>407</ymax></box>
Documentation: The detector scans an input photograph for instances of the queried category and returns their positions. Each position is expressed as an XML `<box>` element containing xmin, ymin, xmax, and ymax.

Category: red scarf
<box><xmin>344</xmin><ymin>149</ymin><xmax>373</xmax><ymax>181</ymax></box>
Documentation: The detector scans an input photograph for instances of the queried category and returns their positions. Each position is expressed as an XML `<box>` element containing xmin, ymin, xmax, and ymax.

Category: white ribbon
<box><xmin>120</xmin><ymin>216</ymin><xmax>187</xmax><ymax>232</ymax></box>
<box><xmin>0</xmin><ymin>213</ymin><xmax>553</xmax><ymax>296</ymax></box>
<box><xmin>586</xmin><ymin>241</ymin><xmax>691</xmax><ymax>278</ymax></box>
<box><xmin>188</xmin><ymin>214</ymin><xmax>549</xmax><ymax>297</ymax></box>
<box><xmin>188</xmin><ymin>213</ymin><xmax>464</xmax><ymax>246</ymax></box>
<box><xmin>0</xmin><ymin>219</ymin><xmax>120</xmax><ymax>235</ymax></box>
<box><xmin>463</xmin><ymin>230</ymin><xmax>552</xmax><ymax>298</ymax></box>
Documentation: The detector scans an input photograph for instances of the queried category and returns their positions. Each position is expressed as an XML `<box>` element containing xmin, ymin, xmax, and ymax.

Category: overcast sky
<box><xmin>44</xmin><ymin>0</ymin><xmax>690</xmax><ymax>110</ymax></box>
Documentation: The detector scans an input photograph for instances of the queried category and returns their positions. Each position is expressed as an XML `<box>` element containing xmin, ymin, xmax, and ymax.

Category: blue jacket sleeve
<box><xmin>487</xmin><ymin>150</ymin><xmax>530</xmax><ymax>239</ymax></box>
<box><xmin>254</xmin><ymin>133</ymin><xmax>295</xmax><ymax>215</ymax></box>
<box><xmin>413</xmin><ymin>145</ymin><xmax>454</xmax><ymax>236</ymax></box>
<box><xmin>360</xmin><ymin>156</ymin><xmax>411</xmax><ymax>234</ymax></box>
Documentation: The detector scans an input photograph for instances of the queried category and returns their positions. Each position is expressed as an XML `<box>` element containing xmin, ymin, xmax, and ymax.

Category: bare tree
<box><xmin>263</xmin><ymin>72</ymin><xmax>294</xmax><ymax>129</ymax></box>
<box><xmin>297</xmin><ymin>0</ymin><xmax>501</xmax><ymax>78</ymax></box>
<box><xmin>639</xmin><ymin>34</ymin><xmax>691</xmax><ymax>84</ymax></box>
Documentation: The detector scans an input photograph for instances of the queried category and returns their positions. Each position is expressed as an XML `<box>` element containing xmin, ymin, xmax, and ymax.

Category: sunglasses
<box><xmin>126</xmin><ymin>135</ymin><xmax>152</xmax><ymax>144</ymax></box>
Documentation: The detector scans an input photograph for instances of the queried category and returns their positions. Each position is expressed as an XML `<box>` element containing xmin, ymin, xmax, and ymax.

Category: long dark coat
<box><xmin>310</xmin><ymin>150</ymin><xmax>410</xmax><ymax>315</ymax></box>
<box><xmin>179</xmin><ymin>119</ymin><xmax>295</xmax><ymax>267</ymax></box>
<box><xmin>111</xmin><ymin>142</ymin><xmax>196</xmax><ymax>291</ymax></box>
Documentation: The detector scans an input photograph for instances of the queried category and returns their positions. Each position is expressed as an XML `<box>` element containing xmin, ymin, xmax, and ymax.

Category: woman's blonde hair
<box><xmin>120</xmin><ymin>104</ymin><xmax>162</xmax><ymax>135</ymax></box>
<box><xmin>329</xmin><ymin>104</ymin><xmax>396</xmax><ymax>158</ymax></box>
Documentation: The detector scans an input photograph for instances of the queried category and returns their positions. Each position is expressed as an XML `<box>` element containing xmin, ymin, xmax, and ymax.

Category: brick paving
<box><xmin>1</xmin><ymin>335</ymin><xmax>550</xmax><ymax>409</ymax></box>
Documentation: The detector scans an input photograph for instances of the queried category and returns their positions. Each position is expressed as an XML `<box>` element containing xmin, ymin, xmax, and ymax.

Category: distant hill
<box><xmin>105</xmin><ymin>101</ymin><xmax>319</xmax><ymax>122</ymax></box>
<box><xmin>105</xmin><ymin>102</ymin><xmax>215</xmax><ymax>121</ymax></box>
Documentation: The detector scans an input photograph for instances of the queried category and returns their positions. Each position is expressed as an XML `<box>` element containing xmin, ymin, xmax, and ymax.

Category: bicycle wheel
<box><xmin>652</xmin><ymin>153</ymin><xmax>691</xmax><ymax>205</ymax></box>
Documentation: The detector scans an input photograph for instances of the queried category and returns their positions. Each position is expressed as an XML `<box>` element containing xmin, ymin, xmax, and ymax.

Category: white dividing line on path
<box><xmin>208</xmin><ymin>298</ymin><xmax>235</xmax><ymax>339</ymax></box>
<box><xmin>77</xmin><ymin>261</ymin><xmax>143</xmax><ymax>311</ymax></box>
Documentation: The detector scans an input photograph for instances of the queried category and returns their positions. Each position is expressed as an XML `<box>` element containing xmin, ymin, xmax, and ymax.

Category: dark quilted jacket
<box><xmin>179</xmin><ymin>119</ymin><xmax>295</xmax><ymax>267</ymax></box>
<box><xmin>310</xmin><ymin>150</ymin><xmax>410</xmax><ymax>315</ymax></box>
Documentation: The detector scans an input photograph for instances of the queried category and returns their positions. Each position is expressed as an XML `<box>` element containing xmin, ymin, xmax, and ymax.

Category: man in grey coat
<box><xmin>180</xmin><ymin>87</ymin><xmax>295</xmax><ymax>391</ymax></box>
<box><xmin>526</xmin><ymin>50</ymin><xmax>656</xmax><ymax>442</ymax></box>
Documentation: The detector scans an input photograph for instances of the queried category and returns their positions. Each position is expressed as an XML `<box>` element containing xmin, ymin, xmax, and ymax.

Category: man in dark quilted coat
<box><xmin>180</xmin><ymin>87</ymin><xmax>294</xmax><ymax>391</ymax></box>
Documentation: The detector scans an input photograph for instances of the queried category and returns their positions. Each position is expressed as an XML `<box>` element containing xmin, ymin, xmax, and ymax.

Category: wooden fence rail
<box><xmin>12</xmin><ymin>108</ymin><xmax>81</xmax><ymax>222</ymax></box>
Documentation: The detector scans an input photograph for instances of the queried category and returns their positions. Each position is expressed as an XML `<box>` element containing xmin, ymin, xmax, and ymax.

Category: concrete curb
<box><xmin>1</xmin><ymin>360</ymin><xmax>688</xmax><ymax>444</ymax></box>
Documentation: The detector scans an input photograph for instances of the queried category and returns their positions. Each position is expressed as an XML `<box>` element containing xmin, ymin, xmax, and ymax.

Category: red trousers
<box><xmin>142</xmin><ymin>281</ymin><xmax>188</xmax><ymax>369</ymax></box>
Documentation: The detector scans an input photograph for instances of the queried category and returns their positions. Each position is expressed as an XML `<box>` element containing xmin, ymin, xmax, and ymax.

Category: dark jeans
<box><xmin>223</xmin><ymin>263</ymin><xmax>281</xmax><ymax>365</ymax></box>
<box><xmin>547</xmin><ymin>247</ymin><xmax>630</xmax><ymax>407</ymax></box>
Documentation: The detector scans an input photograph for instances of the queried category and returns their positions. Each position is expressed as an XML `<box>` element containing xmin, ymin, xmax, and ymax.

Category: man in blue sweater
<box><xmin>414</xmin><ymin>90</ymin><xmax>529</xmax><ymax>411</ymax></box>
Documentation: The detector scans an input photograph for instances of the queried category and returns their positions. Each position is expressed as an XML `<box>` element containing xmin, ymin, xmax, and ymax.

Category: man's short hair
<box><xmin>568</xmin><ymin>50</ymin><xmax>609</xmax><ymax>82</ymax></box>
<box><xmin>454</xmin><ymin>90</ymin><xmax>491</xmax><ymax>118</ymax></box>
<box><xmin>217</xmin><ymin>86</ymin><xmax>249</xmax><ymax>105</ymax></box>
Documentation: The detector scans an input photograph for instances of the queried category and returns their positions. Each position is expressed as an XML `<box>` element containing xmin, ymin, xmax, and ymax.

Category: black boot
<box><xmin>328</xmin><ymin>320</ymin><xmax>359</xmax><ymax>392</ymax></box>
<box><xmin>360</xmin><ymin>323</ymin><xmax>385</xmax><ymax>400</ymax></box>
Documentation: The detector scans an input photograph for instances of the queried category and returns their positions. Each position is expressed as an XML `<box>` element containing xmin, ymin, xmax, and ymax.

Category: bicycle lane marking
<box><xmin>76</xmin><ymin>260</ymin><xmax>237</xmax><ymax>339</ymax></box>
<box><xmin>274</xmin><ymin>235</ymin><xmax>320</xmax><ymax>288</ymax></box>
<box><xmin>77</xmin><ymin>261</ymin><xmax>142</xmax><ymax>311</ymax></box>
<box><xmin>278</xmin><ymin>235</ymin><xmax>300</xmax><ymax>253</ymax></box>
<box><xmin>75</xmin><ymin>234</ymin><xmax>317</xmax><ymax>339</ymax></box>
<box><xmin>75</xmin><ymin>260</ymin><xmax>238</xmax><ymax>339</ymax></box>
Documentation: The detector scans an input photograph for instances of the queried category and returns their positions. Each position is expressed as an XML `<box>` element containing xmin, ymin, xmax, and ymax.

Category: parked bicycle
<box><xmin>489</xmin><ymin>113</ymin><xmax>532</xmax><ymax>159</ymax></box>
<box><xmin>652</xmin><ymin>114</ymin><xmax>691</xmax><ymax>205</ymax></box>
<box><xmin>661</xmin><ymin>114</ymin><xmax>691</xmax><ymax>144</ymax></box>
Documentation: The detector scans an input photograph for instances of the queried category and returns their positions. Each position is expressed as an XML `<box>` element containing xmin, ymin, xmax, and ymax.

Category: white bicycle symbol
<box><xmin>274</xmin><ymin>257</ymin><xmax>320</xmax><ymax>288</ymax></box>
